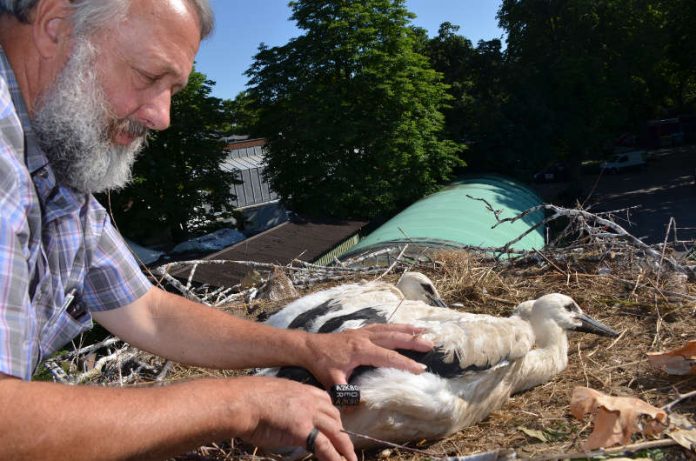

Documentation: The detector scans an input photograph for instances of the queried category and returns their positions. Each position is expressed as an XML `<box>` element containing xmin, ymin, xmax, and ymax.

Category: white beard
<box><xmin>32</xmin><ymin>38</ymin><xmax>150</xmax><ymax>194</ymax></box>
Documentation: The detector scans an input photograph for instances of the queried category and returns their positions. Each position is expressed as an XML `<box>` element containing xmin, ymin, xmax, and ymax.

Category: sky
<box><xmin>195</xmin><ymin>1</ymin><xmax>504</xmax><ymax>101</ymax></box>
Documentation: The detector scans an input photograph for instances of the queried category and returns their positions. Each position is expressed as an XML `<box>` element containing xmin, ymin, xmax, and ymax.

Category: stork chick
<box><xmin>260</xmin><ymin>292</ymin><xmax>617</xmax><ymax>449</ymax></box>
<box><xmin>395</xmin><ymin>271</ymin><xmax>447</xmax><ymax>307</ymax></box>
<box><xmin>266</xmin><ymin>271</ymin><xmax>446</xmax><ymax>330</ymax></box>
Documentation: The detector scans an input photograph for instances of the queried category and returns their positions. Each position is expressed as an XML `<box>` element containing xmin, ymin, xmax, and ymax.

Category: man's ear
<box><xmin>32</xmin><ymin>0</ymin><xmax>73</xmax><ymax>59</ymax></box>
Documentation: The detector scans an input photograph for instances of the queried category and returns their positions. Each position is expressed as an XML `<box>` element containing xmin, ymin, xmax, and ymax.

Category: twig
<box><xmin>662</xmin><ymin>389</ymin><xmax>696</xmax><ymax>413</ymax></box>
<box><xmin>43</xmin><ymin>360</ymin><xmax>70</xmax><ymax>384</ymax></box>
<box><xmin>605</xmin><ymin>328</ymin><xmax>627</xmax><ymax>351</ymax></box>
<box><xmin>602</xmin><ymin>359</ymin><xmax>646</xmax><ymax>371</ymax></box>
<box><xmin>156</xmin><ymin>360</ymin><xmax>174</xmax><ymax>383</ymax></box>
<box><xmin>185</xmin><ymin>262</ymin><xmax>200</xmax><ymax>292</ymax></box>
<box><xmin>655</xmin><ymin>218</ymin><xmax>675</xmax><ymax>287</ymax></box>
<box><xmin>73</xmin><ymin>345</ymin><xmax>135</xmax><ymax>384</ymax></box>
<box><xmin>51</xmin><ymin>337</ymin><xmax>121</xmax><ymax>361</ymax></box>
<box><xmin>340</xmin><ymin>429</ymin><xmax>444</xmax><ymax>457</ymax></box>
<box><xmin>527</xmin><ymin>438</ymin><xmax>679</xmax><ymax>461</ymax></box>
<box><xmin>578</xmin><ymin>343</ymin><xmax>590</xmax><ymax>387</ymax></box>
<box><xmin>533</xmin><ymin>249</ymin><xmax>566</xmax><ymax>277</ymax></box>
<box><xmin>376</xmin><ymin>245</ymin><xmax>409</xmax><ymax>280</ymax></box>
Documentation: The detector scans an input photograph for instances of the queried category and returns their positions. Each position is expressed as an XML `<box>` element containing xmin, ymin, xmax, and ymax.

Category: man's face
<box><xmin>32</xmin><ymin>0</ymin><xmax>201</xmax><ymax>193</ymax></box>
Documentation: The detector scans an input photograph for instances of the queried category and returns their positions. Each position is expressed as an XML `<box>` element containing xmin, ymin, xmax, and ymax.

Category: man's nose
<box><xmin>139</xmin><ymin>89</ymin><xmax>172</xmax><ymax>131</ymax></box>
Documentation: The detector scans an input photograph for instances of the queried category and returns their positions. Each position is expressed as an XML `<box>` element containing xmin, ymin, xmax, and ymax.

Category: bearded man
<box><xmin>0</xmin><ymin>1</ymin><xmax>433</xmax><ymax>460</ymax></box>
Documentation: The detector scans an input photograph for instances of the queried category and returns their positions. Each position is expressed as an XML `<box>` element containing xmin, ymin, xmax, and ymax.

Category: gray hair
<box><xmin>0</xmin><ymin>0</ymin><xmax>213</xmax><ymax>39</ymax></box>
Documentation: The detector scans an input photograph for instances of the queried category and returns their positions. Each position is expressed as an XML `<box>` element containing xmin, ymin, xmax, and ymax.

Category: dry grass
<box><xmin>166</xmin><ymin>248</ymin><xmax>696</xmax><ymax>460</ymax></box>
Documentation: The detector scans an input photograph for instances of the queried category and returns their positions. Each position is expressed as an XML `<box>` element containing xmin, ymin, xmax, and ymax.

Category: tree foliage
<box><xmin>246</xmin><ymin>0</ymin><xmax>462</xmax><ymax>219</ymax></box>
<box><xmin>102</xmin><ymin>70</ymin><xmax>238</xmax><ymax>244</ymax></box>
<box><xmin>498</xmin><ymin>0</ymin><xmax>670</xmax><ymax>164</ymax></box>
<box><xmin>425</xmin><ymin>23</ymin><xmax>509</xmax><ymax>170</ymax></box>
<box><xmin>422</xmin><ymin>1</ymin><xmax>696</xmax><ymax>177</ymax></box>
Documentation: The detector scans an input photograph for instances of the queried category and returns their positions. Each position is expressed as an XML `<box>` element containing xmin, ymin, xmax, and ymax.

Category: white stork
<box><xmin>260</xmin><ymin>277</ymin><xmax>618</xmax><ymax>449</ymax></box>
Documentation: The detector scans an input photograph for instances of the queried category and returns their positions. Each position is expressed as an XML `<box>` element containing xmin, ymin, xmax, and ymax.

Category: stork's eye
<box><xmin>421</xmin><ymin>284</ymin><xmax>435</xmax><ymax>295</ymax></box>
<box><xmin>563</xmin><ymin>303</ymin><xmax>574</xmax><ymax>312</ymax></box>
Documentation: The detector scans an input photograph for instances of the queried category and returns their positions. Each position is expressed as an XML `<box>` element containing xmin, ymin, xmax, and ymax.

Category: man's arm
<box><xmin>0</xmin><ymin>373</ymin><xmax>355</xmax><ymax>461</ymax></box>
<box><xmin>93</xmin><ymin>286</ymin><xmax>433</xmax><ymax>387</ymax></box>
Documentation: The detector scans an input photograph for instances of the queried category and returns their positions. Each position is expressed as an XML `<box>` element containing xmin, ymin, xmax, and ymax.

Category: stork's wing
<box><xmin>265</xmin><ymin>281</ymin><xmax>402</xmax><ymax>330</ymax></box>
<box><xmin>401</xmin><ymin>312</ymin><xmax>535</xmax><ymax>377</ymax></box>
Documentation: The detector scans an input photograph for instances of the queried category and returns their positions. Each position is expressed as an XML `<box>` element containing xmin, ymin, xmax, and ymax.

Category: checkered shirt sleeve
<box><xmin>0</xmin><ymin>76</ymin><xmax>36</xmax><ymax>377</ymax></box>
<box><xmin>82</xmin><ymin>205</ymin><xmax>152</xmax><ymax>311</ymax></box>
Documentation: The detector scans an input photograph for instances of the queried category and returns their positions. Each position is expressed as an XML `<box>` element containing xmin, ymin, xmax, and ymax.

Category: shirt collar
<box><xmin>0</xmin><ymin>46</ymin><xmax>51</xmax><ymax>174</ymax></box>
<box><xmin>0</xmin><ymin>46</ymin><xmax>86</xmax><ymax>218</ymax></box>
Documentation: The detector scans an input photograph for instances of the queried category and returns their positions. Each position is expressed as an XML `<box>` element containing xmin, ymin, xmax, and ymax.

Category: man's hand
<box><xmin>301</xmin><ymin>324</ymin><xmax>434</xmax><ymax>388</ymax></box>
<box><xmin>0</xmin><ymin>372</ymin><xmax>355</xmax><ymax>461</ymax></box>
<box><xmin>232</xmin><ymin>377</ymin><xmax>356</xmax><ymax>461</ymax></box>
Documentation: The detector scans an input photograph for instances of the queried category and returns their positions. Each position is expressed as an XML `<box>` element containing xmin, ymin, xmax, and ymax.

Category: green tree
<box><xmin>498</xmin><ymin>0</ymin><xmax>672</xmax><ymax>170</ymax></box>
<box><xmin>246</xmin><ymin>0</ymin><xmax>462</xmax><ymax>219</ymax></box>
<box><xmin>662</xmin><ymin>0</ymin><xmax>696</xmax><ymax>111</ymax></box>
<box><xmin>102</xmin><ymin>70</ymin><xmax>239</xmax><ymax>244</ymax></box>
<box><xmin>226</xmin><ymin>91</ymin><xmax>259</xmax><ymax>136</ymax></box>
<box><xmin>425</xmin><ymin>23</ymin><xmax>510</xmax><ymax>172</ymax></box>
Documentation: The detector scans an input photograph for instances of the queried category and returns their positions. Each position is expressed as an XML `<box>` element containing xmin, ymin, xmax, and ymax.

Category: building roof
<box><xmin>345</xmin><ymin>176</ymin><xmax>545</xmax><ymax>258</ymax></box>
<box><xmin>223</xmin><ymin>154</ymin><xmax>265</xmax><ymax>170</ymax></box>
<box><xmin>225</xmin><ymin>137</ymin><xmax>266</xmax><ymax>151</ymax></box>
<box><xmin>172</xmin><ymin>216</ymin><xmax>367</xmax><ymax>288</ymax></box>
<box><xmin>221</xmin><ymin>138</ymin><xmax>278</xmax><ymax>208</ymax></box>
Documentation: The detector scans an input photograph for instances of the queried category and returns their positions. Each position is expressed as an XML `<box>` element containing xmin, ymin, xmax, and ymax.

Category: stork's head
<box><xmin>396</xmin><ymin>272</ymin><xmax>447</xmax><ymax>307</ymax></box>
<box><xmin>529</xmin><ymin>293</ymin><xmax>618</xmax><ymax>337</ymax></box>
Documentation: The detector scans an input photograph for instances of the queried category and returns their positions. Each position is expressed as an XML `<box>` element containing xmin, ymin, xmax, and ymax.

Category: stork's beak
<box><xmin>428</xmin><ymin>294</ymin><xmax>448</xmax><ymax>308</ymax></box>
<box><xmin>575</xmin><ymin>313</ymin><xmax>619</xmax><ymax>337</ymax></box>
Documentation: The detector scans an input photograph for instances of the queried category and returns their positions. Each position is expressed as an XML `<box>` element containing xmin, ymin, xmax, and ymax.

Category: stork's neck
<box><xmin>512</xmin><ymin>319</ymin><xmax>569</xmax><ymax>394</ymax></box>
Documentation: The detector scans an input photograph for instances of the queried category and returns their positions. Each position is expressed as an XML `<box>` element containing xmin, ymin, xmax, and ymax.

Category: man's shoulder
<box><xmin>0</xmin><ymin>139</ymin><xmax>27</xmax><ymax>193</ymax></box>
<box><xmin>0</xmin><ymin>74</ymin><xmax>27</xmax><ymax>194</ymax></box>
<box><xmin>0</xmin><ymin>72</ymin><xmax>14</xmax><ymax>115</ymax></box>
<box><xmin>0</xmin><ymin>133</ymin><xmax>32</xmax><ymax>216</ymax></box>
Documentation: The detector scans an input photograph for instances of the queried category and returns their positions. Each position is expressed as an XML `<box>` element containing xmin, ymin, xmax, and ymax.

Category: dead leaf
<box><xmin>667</xmin><ymin>413</ymin><xmax>696</xmax><ymax>451</ymax></box>
<box><xmin>517</xmin><ymin>426</ymin><xmax>547</xmax><ymax>443</ymax></box>
<box><xmin>570</xmin><ymin>386</ymin><xmax>669</xmax><ymax>450</ymax></box>
<box><xmin>647</xmin><ymin>340</ymin><xmax>696</xmax><ymax>375</ymax></box>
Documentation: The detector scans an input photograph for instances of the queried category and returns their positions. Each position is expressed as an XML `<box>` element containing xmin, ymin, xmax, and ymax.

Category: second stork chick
<box><xmin>266</xmin><ymin>271</ymin><xmax>447</xmax><ymax>332</ymax></box>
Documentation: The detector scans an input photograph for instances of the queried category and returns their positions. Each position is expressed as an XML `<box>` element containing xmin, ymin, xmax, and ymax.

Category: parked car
<box><xmin>532</xmin><ymin>162</ymin><xmax>570</xmax><ymax>183</ymax></box>
<box><xmin>601</xmin><ymin>150</ymin><xmax>646</xmax><ymax>173</ymax></box>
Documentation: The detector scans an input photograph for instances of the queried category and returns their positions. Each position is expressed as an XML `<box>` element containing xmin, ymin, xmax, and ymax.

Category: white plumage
<box><xmin>260</xmin><ymin>273</ymin><xmax>618</xmax><ymax>448</ymax></box>
<box><xmin>265</xmin><ymin>272</ymin><xmax>447</xmax><ymax>331</ymax></box>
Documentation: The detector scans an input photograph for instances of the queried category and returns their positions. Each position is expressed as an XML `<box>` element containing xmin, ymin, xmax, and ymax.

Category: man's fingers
<box><xmin>306</xmin><ymin>384</ymin><xmax>336</xmax><ymax>401</ymax></box>
<box><xmin>369</xmin><ymin>330</ymin><xmax>435</xmax><ymax>352</ymax></box>
<box><xmin>372</xmin><ymin>348</ymin><xmax>427</xmax><ymax>374</ymax></box>
<box><xmin>363</xmin><ymin>323</ymin><xmax>427</xmax><ymax>335</ymax></box>
<box><xmin>309</xmin><ymin>429</ymin><xmax>342</xmax><ymax>461</ymax></box>
<box><xmin>317</xmin><ymin>368</ymin><xmax>350</xmax><ymax>390</ymax></box>
<box><xmin>313</xmin><ymin>416</ymin><xmax>357</xmax><ymax>461</ymax></box>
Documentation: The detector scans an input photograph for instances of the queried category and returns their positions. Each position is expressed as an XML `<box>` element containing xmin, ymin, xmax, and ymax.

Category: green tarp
<box><xmin>349</xmin><ymin>176</ymin><xmax>545</xmax><ymax>255</ymax></box>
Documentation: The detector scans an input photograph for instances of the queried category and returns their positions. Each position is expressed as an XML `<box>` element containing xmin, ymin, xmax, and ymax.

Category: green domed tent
<box><xmin>343</xmin><ymin>176</ymin><xmax>545</xmax><ymax>260</ymax></box>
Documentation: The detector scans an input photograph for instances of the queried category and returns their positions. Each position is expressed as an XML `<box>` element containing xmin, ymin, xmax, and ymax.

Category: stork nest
<box><xmin>40</xmin><ymin>210</ymin><xmax>696</xmax><ymax>460</ymax></box>
<box><xmin>156</xmin><ymin>246</ymin><xmax>694</xmax><ymax>461</ymax></box>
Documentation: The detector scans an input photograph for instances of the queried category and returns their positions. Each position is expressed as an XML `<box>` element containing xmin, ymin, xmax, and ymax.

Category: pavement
<box><xmin>533</xmin><ymin>146</ymin><xmax>696</xmax><ymax>245</ymax></box>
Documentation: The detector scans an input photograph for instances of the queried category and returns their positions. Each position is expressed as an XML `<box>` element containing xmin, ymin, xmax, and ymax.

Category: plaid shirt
<box><xmin>0</xmin><ymin>48</ymin><xmax>152</xmax><ymax>380</ymax></box>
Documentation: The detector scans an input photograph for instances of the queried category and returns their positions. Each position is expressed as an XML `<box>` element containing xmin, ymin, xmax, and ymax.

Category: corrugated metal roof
<box><xmin>346</xmin><ymin>176</ymin><xmax>545</xmax><ymax>257</ymax></box>
<box><xmin>226</xmin><ymin>144</ymin><xmax>265</xmax><ymax>160</ymax></box>
<box><xmin>221</xmin><ymin>148</ymin><xmax>279</xmax><ymax>208</ymax></box>
<box><xmin>171</xmin><ymin>217</ymin><xmax>368</xmax><ymax>288</ymax></box>
<box><xmin>221</xmin><ymin>154</ymin><xmax>265</xmax><ymax>171</ymax></box>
